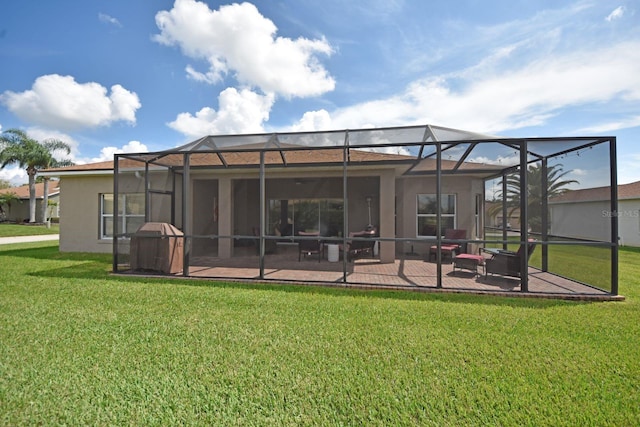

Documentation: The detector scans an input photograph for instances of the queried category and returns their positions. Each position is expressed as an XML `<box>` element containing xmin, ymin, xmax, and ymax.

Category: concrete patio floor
<box><xmin>151</xmin><ymin>250</ymin><xmax>623</xmax><ymax>301</ymax></box>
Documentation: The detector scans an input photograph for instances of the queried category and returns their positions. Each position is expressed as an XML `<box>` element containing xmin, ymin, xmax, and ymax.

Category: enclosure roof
<box><xmin>174</xmin><ymin>124</ymin><xmax>500</xmax><ymax>152</ymax></box>
<box><xmin>40</xmin><ymin>124</ymin><xmax>613</xmax><ymax>177</ymax></box>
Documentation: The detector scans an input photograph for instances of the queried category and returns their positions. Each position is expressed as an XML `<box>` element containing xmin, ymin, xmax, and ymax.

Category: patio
<box><xmin>138</xmin><ymin>248</ymin><xmax>620</xmax><ymax>301</ymax></box>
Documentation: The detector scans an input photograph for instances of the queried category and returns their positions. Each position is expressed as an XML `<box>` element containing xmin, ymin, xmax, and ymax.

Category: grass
<box><xmin>0</xmin><ymin>222</ymin><xmax>59</xmax><ymax>237</ymax></box>
<box><xmin>1</xmin><ymin>242</ymin><xmax>639</xmax><ymax>425</ymax></box>
<box><xmin>484</xmin><ymin>236</ymin><xmax>615</xmax><ymax>292</ymax></box>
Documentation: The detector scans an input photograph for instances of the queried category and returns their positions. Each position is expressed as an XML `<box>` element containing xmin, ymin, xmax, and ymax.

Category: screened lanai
<box><xmin>113</xmin><ymin>125</ymin><xmax>620</xmax><ymax>299</ymax></box>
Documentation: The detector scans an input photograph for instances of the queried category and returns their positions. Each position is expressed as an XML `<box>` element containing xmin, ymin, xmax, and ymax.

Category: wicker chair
<box><xmin>298</xmin><ymin>231</ymin><xmax>323</xmax><ymax>262</ymax></box>
<box><xmin>484</xmin><ymin>240</ymin><xmax>537</xmax><ymax>278</ymax></box>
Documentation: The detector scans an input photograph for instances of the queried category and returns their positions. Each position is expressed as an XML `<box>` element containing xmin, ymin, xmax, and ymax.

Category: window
<box><xmin>100</xmin><ymin>193</ymin><xmax>145</xmax><ymax>239</ymax></box>
<box><xmin>417</xmin><ymin>194</ymin><xmax>456</xmax><ymax>237</ymax></box>
<box><xmin>268</xmin><ymin>199</ymin><xmax>343</xmax><ymax>236</ymax></box>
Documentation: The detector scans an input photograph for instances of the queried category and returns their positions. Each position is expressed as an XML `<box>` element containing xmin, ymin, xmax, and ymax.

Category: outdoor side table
<box><xmin>453</xmin><ymin>253</ymin><xmax>485</xmax><ymax>276</ymax></box>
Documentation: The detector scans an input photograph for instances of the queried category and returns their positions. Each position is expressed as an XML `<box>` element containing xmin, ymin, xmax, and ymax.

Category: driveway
<box><xmin>0</xmin><ymin>234</ymin><xmax>59</xmax><ymax>245</ymax></box>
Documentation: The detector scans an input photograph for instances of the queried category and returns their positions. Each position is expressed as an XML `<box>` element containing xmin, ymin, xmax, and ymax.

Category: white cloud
<box><xmin>168</xmin><ymin>88</ymin><xmax>274</xmax><ymax>138</ymax></box>
<box><xmin>575</xmin><ymin>115</ymin><xmax>640</xmax><ymax>134</ymax></box>
<box><xmin>605</xmin><ymin>6</ymin><xmax>625</xmax><ymax>22</ymax></box>
<box><xmin>0</xmin><ymin>74</ymin><xmax>141</xmax><ymax>131</ymax></box>
<box><xmin>290</xmin><ymin>110</ymin><xmax>333</xmax><ymax>132</ymax></box>
<box><xmin>154</xmin><ymin>0</ymin><xmax>335</xmax><ymax>98</ymax></box>
<box><xmin>0</xmin><ymin>165</ymin><xmax>27</xmax><ymax>186</ymax></box>
<box><xmin>90</xmin><ymin>140</ymin><xmax>149</xmax><ymax>163</ymax></box>
<box><xmin>618</xmin><ymin>153</ymin><xmax>640</xmax><ymax>184</ymax></box>
<box><xmin>25</xmin><ymin>127</ymin><xmax>80</xmax><ymax>161</ymax></box>
<box><xmin>98</xmin><ymin>13</ymin><xmax>122</xmax><ymax>27</ymax></box>
<box><xmin>571</xmin><ymin>169</ymin><xmax>589</xmax><ymax>176</ymax></box>
<box><xmin>302</xmin><ymin>40</ymin><xmax>640</xmax><ymax>135</ymax></box>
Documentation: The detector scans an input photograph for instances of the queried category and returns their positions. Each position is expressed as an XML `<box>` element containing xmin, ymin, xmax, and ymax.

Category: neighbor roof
<box><xmin>0</xmin><ymin>181</ymin><xmax>61</xmax><ymax>200</ymax></box>
<box><xmin>549</xmin><ymin>180</ymin><xmax>640</xmax><ymax>203</ymax></box>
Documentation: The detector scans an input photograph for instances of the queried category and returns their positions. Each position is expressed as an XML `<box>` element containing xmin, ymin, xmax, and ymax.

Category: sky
<box><xmin>0</xmin><ymin>0</ymin><xmax>639</xmax><ymax>186</ymax></box>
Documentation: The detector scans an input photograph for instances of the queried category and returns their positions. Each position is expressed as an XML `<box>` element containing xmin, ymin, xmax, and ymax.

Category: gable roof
<box><xmin>0</xmin><ymin>181</ymin><xmax>61</xmax><ymax>200</ymax></box>
<box><xmin>549</xmin><ymin>180</ymin><xmax>640</xmax><ymax>204</ymax></box>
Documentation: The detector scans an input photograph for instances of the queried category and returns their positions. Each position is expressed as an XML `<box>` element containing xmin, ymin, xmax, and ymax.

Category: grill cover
<box><xmin>130</xmin><ymin>222</ymin><xmax>184</xmax><ymax>274</ymax></box>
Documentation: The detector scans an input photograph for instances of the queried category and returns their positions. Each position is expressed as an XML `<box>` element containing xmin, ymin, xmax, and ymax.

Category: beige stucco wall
<box><xmin>59</xmin><ymin>175</ymin><xmax>114</xmax><ymax>253</ymax></box>
<box><xmin>58</xmin><ymin>171</ymin><xmax>170</xmax><ymax>253</ymax></box>
<box><xmin>58</xmin><ymin>167</ymin><xmax>487</xmax><ymax>257</ymax></box>
<box><xmin>395</xmin><ymin>175</ymin><xmax>484</xmax><ymax>241</ymax></box>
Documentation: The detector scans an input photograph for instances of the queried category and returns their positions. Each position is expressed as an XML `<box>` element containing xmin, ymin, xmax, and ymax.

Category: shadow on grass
<box><xmin>29</xmin><ymin>266</ymin><xmax>585</xmax><ymax>310</ymax></box>
<box><xmin>5</xmin><ymin>241</ymin><xmax>590</xmax><ymax>308</ymax></box>
<box><xmin>0</xmin><ymin>242</ymin><xmax>110</xmax><ymax>263</ymax></box>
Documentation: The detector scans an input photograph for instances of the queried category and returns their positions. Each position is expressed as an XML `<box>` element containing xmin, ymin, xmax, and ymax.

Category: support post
<box><xmin>259</xmin><ymin>151</ymin><xmax>265</xmax><ymax>279</ymax></box>
<box><xmin>436</xmin><ymin>142</ymin><xmax>442</xmax><ymax>288</ymax></box>
<box><xmin>519</xmin><ymin>141</ymin><xmax>529</xmax><ymax>292</ymax></box>
<box><xmin>502</xmin><ymin>175</ymin><xmax>508</xmax><ymax>250</ymax></box>
<box><xmin>112</xmin><ymin>155</ymin><xmax>119</xmax><ymax>273</ymax></box>
<box><xmin>182</xmin><ymin>153</ymin><xmax>190</xmax><ymax>276</ymax></box>
<box><xmin>342</xmin><ymin>132</ymin><xmax>349</xmax><ymax>283</ymax></box>
<box><xmin>610</xmin><ymin>138</ymin><xmax>619</xmax><ymax>295</ymax></box>
<box><xmin>541</xmin><ymin>158</ymin><xmax>548</xmax><ymax>272</ymax></box>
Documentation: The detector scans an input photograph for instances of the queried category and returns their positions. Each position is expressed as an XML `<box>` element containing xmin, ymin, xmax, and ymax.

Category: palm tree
<box><xmin>0</xmin><ymin>129</ymin><xmax>73</xmax><ymax>223</ymax></box>
<box><xmin>493</xmin><ymin>163</ymin><xmax>578</xmax><ymax>233</ymax></box>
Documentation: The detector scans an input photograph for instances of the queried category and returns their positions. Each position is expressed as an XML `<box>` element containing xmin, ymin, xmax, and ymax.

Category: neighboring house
<box><xmin>0</xmin><ymin>181</ymin><xmax>61</xmax><ymax>223</ymax></box>
<box><xmin>549</xmin><ymin>180</ymin><xmax>640</xmax><ymax>247</ymax></box>
<box><xmin>484</xmin><ymin>201</ymin><xmax>521</xmax><ymax>231</ymax></box>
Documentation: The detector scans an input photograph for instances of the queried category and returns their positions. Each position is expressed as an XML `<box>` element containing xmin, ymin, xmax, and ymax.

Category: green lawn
<box><xmin>1</xmin><ymin>242</ymin><xmax>639</xmax><ymax>425</ymax></box>
<box><xmin>0</xmin><ymin>223</ymin><xmax>59</xmax><ymax>237</ymax></box>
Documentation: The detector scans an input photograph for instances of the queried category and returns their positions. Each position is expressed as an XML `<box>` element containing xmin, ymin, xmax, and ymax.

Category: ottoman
<box><xmin>453</xmin><ymin>254</ymin><xmax>485</xmax><ymax>276</ymax></box>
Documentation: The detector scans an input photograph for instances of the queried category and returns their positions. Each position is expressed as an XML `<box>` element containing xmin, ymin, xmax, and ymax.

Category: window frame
<box><xmin>416</xmin><ymin>193</ymin><xmax>457</xmax><ymax>237</ymax></box>
<box><xmin>100</xmin><ymin>193</ymin><xmax>145</xmax><ymax>240</ymax></box>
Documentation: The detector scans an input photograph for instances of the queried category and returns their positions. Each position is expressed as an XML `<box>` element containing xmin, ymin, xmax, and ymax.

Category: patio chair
<box><xmin>252</xmin><ymin>226</ymin><xmax>277</xmax><ymax>254</ymax></box>
<box><xmin>484</xmin><ymin>240</ymin><xmax>537</xmax><ymax>278</ymax></box>
<box><xmin>428</xmin><ymin>229</ymin><xmax>467</xmax><ymax>263</ymax></box>
<box><xmin>343</xmin><ymin>227</ymin><xmax>377</xmax><ymax>262</ymax></box>
<box><xmin>298</xmin><ymin>231</ymin><xmax>323</xmax><ymax>262</ymax></box>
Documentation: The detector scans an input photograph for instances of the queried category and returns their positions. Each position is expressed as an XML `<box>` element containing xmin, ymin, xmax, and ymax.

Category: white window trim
<box><xmin>100</xmin><ymin>193</ymin><xmax>145</xmax><ymax>240</ymax></box>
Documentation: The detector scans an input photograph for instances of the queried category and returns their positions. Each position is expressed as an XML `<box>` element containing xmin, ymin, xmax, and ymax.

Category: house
<box><xmin>0</xmin><ymin>181</ymin><xmax>60</xmax><ymax>223</ymax></box>
<box><xmin>41</xmin><ymin>124</ymin><xmax>620</xmax><ymax>296</ymax></box>
<box><xmin>549</xmin><ymin>180</ymin><xmax>640</xmax><ymax>246</ymax></box>
<box><xmin>484</xmin><ymin>201</ymin><xmax>521</xmax><ymax>231</ymax></box>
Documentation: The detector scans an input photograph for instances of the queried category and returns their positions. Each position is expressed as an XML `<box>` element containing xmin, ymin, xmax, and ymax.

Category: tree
<box><xmin>494</xmin><ymin>163</ymin><xmax>577</xmax><ymax>233</ymax></box>
<box><xmin>0</xmin><ymin>192</ymin><xmax>20</xmax><ymax>221</ymax></box>
<box><xmin>0</xmin><ymin>129</ymin><xmax>73</xmax><ymax>223</ymax></box>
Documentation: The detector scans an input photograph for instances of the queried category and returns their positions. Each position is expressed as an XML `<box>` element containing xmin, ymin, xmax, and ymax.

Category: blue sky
<box><xmin>1</xmin><ymin>0</ymin><xmax>639</xmax><ymax>186</ymax></box>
